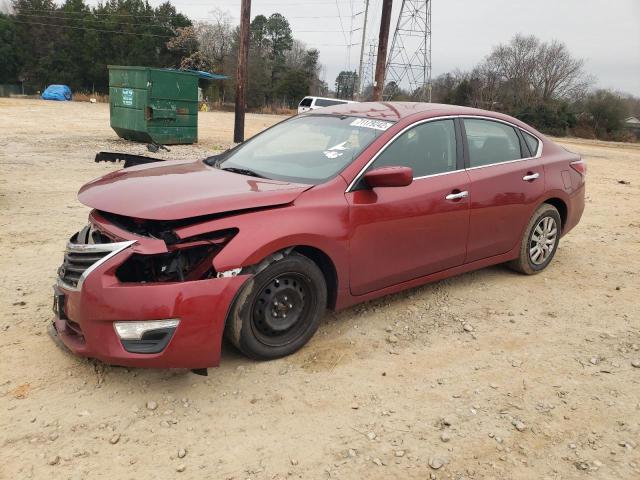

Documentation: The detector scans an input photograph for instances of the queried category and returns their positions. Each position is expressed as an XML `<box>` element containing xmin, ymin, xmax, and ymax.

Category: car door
<box><xmin>346</xmin><ymin>118</ymin><xmax>470</xmax><ymax>296</ymax></box>
<box><xmin>462</xmin><ymin>118</ymin><xmax>544</xmax><ymax>263</ymax></box>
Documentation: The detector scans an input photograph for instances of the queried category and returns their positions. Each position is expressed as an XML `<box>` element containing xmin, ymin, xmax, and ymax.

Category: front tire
<box><xmin>509</xmin><ymin>203</ymin><xmax>561</xmax><ymax>275</ymax></box>
<box><xmin>225</xmin><ymin>252</ymin><xmax>327</xmax><ymax>360</ymax></box>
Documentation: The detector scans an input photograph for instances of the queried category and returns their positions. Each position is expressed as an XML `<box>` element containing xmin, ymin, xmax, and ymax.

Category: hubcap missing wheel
<box><xmin>251</xmin><ymin>273</ymin><xmax>313</xmax><ymax>346</ymax></box>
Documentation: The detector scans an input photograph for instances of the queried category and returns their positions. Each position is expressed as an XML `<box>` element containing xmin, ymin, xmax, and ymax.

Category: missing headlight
<box><xmin>116</xmin><ymin>245</ymin><xmax>219</xmax><ymax>283</ymax></box>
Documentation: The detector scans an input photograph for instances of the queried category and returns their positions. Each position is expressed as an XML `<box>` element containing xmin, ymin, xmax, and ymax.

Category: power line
<box><xmin>13</xmin><ymin>8</ymin><xmax>345</xmax><ymax>20</ymax></box>
<box><xmin>10</xmin><ymin>15</ymin><xmax>353</xmax><ymax>32</ymax></box>
<box><xmin>0</xmin><ymin>17</ymin><xmax>358</xmax><ymax>46</ymax></box>
<box><xmin>179</xmin><ymin>0</ymin><xmax>355</xmax><ymax>4</ymax></box>
<box><xmin>0</xmin><ymin>18</ymin><xmax>178</xmax><ymax>37</ymax></box>
<box><xmin>14</xmin><ymin>9</ymin><xmax>187</xmax><ymax>19</ymax></box>
<box><xmin>334</xmin><ymin>0</ymin><xmax>348</xmax><ymax>46</ymax></box>
<box><xmin>13</xmin><ymin>13</ymin><xmax>182</xmax><ymax>29</ymax></box>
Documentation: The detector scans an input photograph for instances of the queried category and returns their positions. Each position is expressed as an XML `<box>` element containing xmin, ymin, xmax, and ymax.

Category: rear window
<box><xmin>315</xmin><ymin>98</ymin><xmax>347</xmax><ymax>107</ymax></box>
<box><xmin>522</xmin><ymin>131</ymin><xmax>540</xmax><ymax>156</ymax></box>
<box><xmin>299</xmin><ymin>97</ymin><xmax>312</xmax><ymax>107</ymax></box>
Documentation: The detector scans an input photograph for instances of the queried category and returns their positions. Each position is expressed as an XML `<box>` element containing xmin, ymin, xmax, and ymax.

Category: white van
<box><xmin>298</xmin><ymin>96</ymin><xmax>357</xmax><ymax>114</ymax></box>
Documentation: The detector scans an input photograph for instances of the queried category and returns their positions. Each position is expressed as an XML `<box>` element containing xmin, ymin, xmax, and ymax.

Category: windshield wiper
<box><xmin>221</xmin><ymin>167</ymin><xmax>268</xmax><ymax>179</ymax></box>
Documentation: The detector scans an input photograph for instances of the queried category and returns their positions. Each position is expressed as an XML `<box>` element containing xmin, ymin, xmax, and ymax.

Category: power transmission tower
<box><xmin>361</xmin><ymin>40</ymin><xmax>378</xmax><ymax>98</ymax></box>
<box><xmin>384</xmin><ymin>0</ymin><xmax>432</xmax><ymax>101</ymax></box>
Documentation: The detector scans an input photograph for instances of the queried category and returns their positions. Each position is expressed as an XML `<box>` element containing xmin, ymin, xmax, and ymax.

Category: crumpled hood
<box><xmin>78</xmin><ymin>160</ymin><xmax>311</xmax><ymax>220</ymax></box>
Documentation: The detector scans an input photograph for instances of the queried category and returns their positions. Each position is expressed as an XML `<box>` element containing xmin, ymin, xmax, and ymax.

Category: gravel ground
<box><xmin>0</xmin><ymin>98</ymin><xmax>639</xmax><ymax>480</ymax></box>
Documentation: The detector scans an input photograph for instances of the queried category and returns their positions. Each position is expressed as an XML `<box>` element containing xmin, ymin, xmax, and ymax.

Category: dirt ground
<box><xmin>0</xmin><ymin>98</ymin><xmax>639</xmax><ymax>480</ymax></box>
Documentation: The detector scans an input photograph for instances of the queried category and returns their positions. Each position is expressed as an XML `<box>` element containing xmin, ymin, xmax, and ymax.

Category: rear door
<box><xmin>347</xmin><ymin>118</ymin><xmax>470</xmax><ymax>295</ymax></box>
<box><xmin>462</xmin><ymin>118</ymin><xmax>544</xmax><ymax>263</ymax></box>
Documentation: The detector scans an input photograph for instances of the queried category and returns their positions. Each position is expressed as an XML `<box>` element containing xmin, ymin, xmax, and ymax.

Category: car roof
<box><xmin>302</xmin><ymin>96</ymin><xmax>356</xmax><ymax>103</ymax></box>
<box><xmin>311</xmin><ymin>101</ymin><xmax>505</xmax><ymax>122</ymax></box>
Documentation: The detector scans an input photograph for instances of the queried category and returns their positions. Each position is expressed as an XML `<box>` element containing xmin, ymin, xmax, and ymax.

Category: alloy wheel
<box><xmin>529</xmin><ymin>216</ymin><xmax>558</xmax><ymax>265</ymax></box>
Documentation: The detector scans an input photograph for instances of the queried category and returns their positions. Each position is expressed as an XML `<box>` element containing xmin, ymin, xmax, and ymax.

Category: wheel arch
<box><xmin>214</xmin><ymin>236</ymin><xmax>345</xmax><ymax>311</ymax></box>
<box><xmin>292</xmin><ymin>245</ymin><xmax>339</xmax><ymax>310</ymax></box>
<box><xmin>541</xmin><ymin>197</ymin><xmax>568</xmax><ymax>232</ymax></box>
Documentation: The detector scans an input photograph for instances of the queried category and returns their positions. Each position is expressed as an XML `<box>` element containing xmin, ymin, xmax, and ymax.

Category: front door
<box><xmin>346</xmin><ymin>118</ymin><xmax>470</xmax><ymax>296</ymax></box>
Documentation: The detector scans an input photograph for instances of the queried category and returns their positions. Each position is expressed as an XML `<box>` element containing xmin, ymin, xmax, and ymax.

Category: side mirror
<box><xmin>363</xmin><ymin>166</ymin><xmax>413</xmax><ymax>188</ymax></box>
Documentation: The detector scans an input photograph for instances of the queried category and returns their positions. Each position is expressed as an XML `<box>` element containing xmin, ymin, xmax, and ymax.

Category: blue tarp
<box><xmin>42</xmin><ymin>84</ymin><xmax>72</xmax><ymax>101</ymax></box>
<box><xmin>189</xmin><ymin>70</ymin><xmax>227</xmax><ymax>81</ymax></box>
<box><xmin>164</xmin><ymin>69</ymin><xmax>227</xmax><ymax>81</ymax></box>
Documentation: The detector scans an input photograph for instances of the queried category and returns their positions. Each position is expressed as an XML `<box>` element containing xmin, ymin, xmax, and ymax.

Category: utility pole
<box><xmin>233</xmin><ymin>0</ymin><xmax>251</xmax><ymax>143</ymax></box>
<box><xmin>372</xmin><ymin>0</ymin><xmax>392</xmax><ymax>101</ymax></box>
<box><xmin>355</xmin><ymin>0</ymin><xmax>370</xmax><ymax>99</ymax></box>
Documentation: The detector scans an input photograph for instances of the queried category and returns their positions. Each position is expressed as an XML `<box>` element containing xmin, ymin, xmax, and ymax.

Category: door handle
<box><xmin>445</xmin><ymin>190</ymin><xmax>469</xmax><ymax>200</ymax></box>
<box><xmin>523</xmin><ymin>172</ymin><xmax>540</xmax><ymax>181</ymax></box>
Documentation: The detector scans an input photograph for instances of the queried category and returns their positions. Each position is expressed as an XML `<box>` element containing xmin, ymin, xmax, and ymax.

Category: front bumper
<box><xmin>51</xmin><ymin>219</ymin><xmax>249</xmax><ymax>369</ymax></box>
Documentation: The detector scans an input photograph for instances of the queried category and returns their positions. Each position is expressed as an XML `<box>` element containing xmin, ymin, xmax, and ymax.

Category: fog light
<box><xmin>114</xmin><ymin>319</ymin><xmax>180</xmax><ymax>340</ymax></box>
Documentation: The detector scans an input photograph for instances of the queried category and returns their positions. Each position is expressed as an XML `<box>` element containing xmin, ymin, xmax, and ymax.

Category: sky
<box><xmin>80</xmin><ymin>0</ymin><xmax>640</xmax><ymax>96</ymax></box>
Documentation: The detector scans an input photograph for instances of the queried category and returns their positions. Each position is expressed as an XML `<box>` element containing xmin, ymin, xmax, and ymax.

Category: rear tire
<box><xmin>508</xmin><ymin>203</ymin><xmax>561</xmax><ymax>275</ymax></box>
<box><xmin>225</xmin><ymin>252</ymin><xmax>327</xmax><ymax>360</ymax></box>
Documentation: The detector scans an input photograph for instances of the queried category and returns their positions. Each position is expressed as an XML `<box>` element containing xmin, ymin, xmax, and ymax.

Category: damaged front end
<box><xmin>96</xmin><ymin>210</ymin><xmax>243</xmax><ymax>281</ymax></box>
<box><xmin>51</xmin><ymin>210</ymin><xmax>250</xmax><ymax>368</ymax></box>
<box><xmin>115</xmin><ymin>231</ymin><xmax>238</xmax><ymax>283</ymax></box>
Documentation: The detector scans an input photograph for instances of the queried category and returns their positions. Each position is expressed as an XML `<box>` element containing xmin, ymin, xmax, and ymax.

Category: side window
<box><xmin>371</xmin><ymin>119</ymin><xmax>457</xmax><ymax>177</ymax></box>
<box><xmin>464</xmin><ymin>119</ymin><xmax>523</xmax><ymax>167</ymax></box>
<box><xmin>522</xmin><ymin>131</ymin><xmax>540</xmax><ymax>157</ymax></box>
<box><xmin>299</xmin><ymin>97</ymin><xmax>312</xmax><ymax>107</ymax></box>
<box><xmin>315</xmin><ymin>98</ymin><xmax>347</xmax><ymax>107</ymax></box>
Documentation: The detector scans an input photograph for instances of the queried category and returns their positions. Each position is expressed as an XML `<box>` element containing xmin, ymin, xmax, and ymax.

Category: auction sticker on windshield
<box><xmin>350</xmin><ymin>118</ymin><xmax>393</xmax><ymax>131</ymax></box>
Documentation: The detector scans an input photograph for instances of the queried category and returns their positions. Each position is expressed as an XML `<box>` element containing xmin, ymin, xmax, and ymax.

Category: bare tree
<box><xmin>284</xmin><ymin>39</ymin><xmax>309</xmax><ymax>70</ymax></box>
<box><xmin>533</xmin><ymin>40</ymin><xmax>591</xmax><ymax>101</ymax></box>
<box><xmin>468</xmin><ymin>65</ymin><xmax>502</xmax><ymax>110</ymax></box>
<box><xmin>165</xmin><ymin>9</ymin><xmax>234</xmax><ymax>74</ymax></box>
<box><xmin>484</xmin><ymin>34</ymin><xmax>540</xmax><ymax>108</ymax></box>
<box><xmin>194</xmin><ymin>9</ymin><xmax>234</xmax><ymax>72</ymax></box>
<box><xmin>166</xmin><ymin>27</ymin><xmax>199</xmax><ymax>61</ymax></box>
<box><xmin>481</xmin><ymin>35</ymin><xmax>591</xmax><ymax>108</ymax></box>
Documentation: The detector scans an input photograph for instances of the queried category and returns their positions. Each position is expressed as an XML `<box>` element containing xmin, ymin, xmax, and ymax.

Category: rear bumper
<box><xmin>52</xmin><ymin>239</ymin><xmax>249</xmax><ymax>369</ymax></box>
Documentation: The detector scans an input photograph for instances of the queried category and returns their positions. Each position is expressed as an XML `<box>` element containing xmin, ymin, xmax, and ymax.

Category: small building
<box><xmin>624</xmin><ymin>116</ymin><xmax>640</xmax><ymax>132</ymax></box>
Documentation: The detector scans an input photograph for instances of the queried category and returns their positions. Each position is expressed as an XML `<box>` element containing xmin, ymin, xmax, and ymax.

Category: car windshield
<box><xmin>209</xmin><ymin>115</ymin><xmax>394</xmax><ymax>184</ymax></box>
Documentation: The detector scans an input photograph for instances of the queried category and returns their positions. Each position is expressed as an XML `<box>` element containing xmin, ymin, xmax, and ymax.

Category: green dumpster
<box><xmin>108</xmin><ymin>66</ymin><xmax>200</xmax><ymax>145</ymax></box>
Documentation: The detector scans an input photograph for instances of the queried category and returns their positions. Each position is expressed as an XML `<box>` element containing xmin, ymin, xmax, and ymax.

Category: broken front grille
<box><xmin>58</xmin><ymin>248</ymin><xmax>112</xmax><ymax>288</ymax></box>
<box><xmin>57</xmin><ymin>224</ymin><xmax>135</xmax><ymax>290</ymax></box>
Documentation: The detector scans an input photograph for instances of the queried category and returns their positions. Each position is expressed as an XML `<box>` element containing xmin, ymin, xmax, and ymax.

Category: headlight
<box><xmin>115</xmin><ymin>229</ymin><xmax>238</xmax><ymax>283</ymax></box>
<box><xmin>116</xmin><ymin>245</ymin><xmax>216</xmax><ymax>282</ymax></box>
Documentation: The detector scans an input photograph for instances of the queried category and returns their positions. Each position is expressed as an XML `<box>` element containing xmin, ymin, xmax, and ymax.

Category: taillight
<box><xmin>570</xmin><ymin>160</ymin><xmax>586</xmax><ymax>176</ymax></box>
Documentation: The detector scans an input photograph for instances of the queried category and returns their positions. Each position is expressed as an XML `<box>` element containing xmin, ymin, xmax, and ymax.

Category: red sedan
<box><xmin>52</xmin><ymin>102</ymin><xmax>586</xmax><ymax>369</ymax></box>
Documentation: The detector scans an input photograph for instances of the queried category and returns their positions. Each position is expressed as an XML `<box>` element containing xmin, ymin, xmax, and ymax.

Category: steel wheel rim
<box><xmin>529</xmin><ymin>216</ymin><xmax>558</xmax><ymax>265</ymax></box>
<box><xmin>250</xmin><ymin>272</ymin><xmax>315</xmax><ymax>347</ymax></box>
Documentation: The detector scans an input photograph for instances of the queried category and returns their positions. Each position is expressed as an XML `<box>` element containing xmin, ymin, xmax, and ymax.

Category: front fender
<box><xmin>173</xmin><ymin>177</ymin><xmax>351</xmax><ymax>293</ymax></box>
